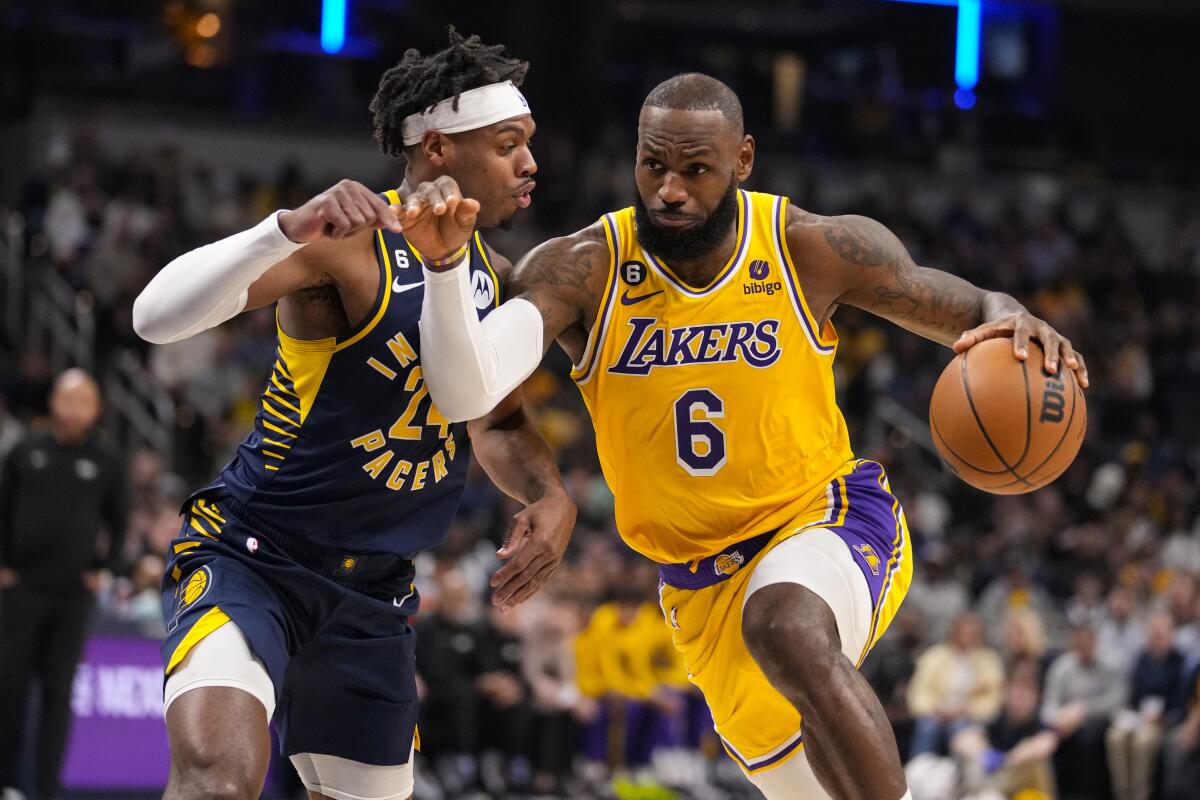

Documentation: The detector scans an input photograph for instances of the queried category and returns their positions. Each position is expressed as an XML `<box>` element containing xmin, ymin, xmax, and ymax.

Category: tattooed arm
<box><xmin>507</xmin><ymin>222</ymin><xmax>612</xmax><ymax>366</ymax></box>
<box><xmin>786</xmin><ymin>209</ymin><xmax>1089</xmax><ymax>386</ymax></box>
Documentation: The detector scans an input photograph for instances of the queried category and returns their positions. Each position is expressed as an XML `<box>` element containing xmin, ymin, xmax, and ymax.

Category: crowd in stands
<box><xmin>2</xmin><ymin>122</ymin><xmax>1200</xmax><ymax>799</ymax></box>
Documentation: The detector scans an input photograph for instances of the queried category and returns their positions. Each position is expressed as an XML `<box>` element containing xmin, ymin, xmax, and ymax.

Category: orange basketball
<box><xmin>929</xmin><ymin>338</ymin><xmax>1086</xmax><ymax>494</ymax></box>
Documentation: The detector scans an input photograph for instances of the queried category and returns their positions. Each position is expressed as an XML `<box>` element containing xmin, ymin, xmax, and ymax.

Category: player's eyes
<box><xmin>501</xmin><ymin>142</ymin><xmax>517</xmax><ymax>154</ymax></box>
<box><xmin>688</xmin><ymin>164</ymin><xmax>709</xmax><ymax>175</ymax></box>
<box><xmin>642</xmin><ymin>159</ymin><xmax>662</xmax><ymax>171</ymax></box>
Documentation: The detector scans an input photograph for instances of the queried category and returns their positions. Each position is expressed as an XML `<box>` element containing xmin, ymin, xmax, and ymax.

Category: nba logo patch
<box><xmin>853</xmin><ymin>544</ymin><xmax>882</xmax><ymax>576</ymax></box>
<box><xmin>714</xmin><ymin>550</ymin><xmax>745</xmax><ymax>576</ymax></box>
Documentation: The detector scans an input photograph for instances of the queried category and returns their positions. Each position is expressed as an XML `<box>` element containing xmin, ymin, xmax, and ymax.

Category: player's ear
<box><xmin>421</xmin><ymin>130</ymin><xmax>449</xmax><ymax>167</ymax></box>
<box><xmin>736</xmin><ymin>135</ymin><xmax>755</xmax><ymax>182</ymax></box>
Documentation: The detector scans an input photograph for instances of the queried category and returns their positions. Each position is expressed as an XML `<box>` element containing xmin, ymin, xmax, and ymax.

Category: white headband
<box><xmin>400</xmin><ymin>81</ymin><xmax>531</xmax><ymax>146</ymax></box>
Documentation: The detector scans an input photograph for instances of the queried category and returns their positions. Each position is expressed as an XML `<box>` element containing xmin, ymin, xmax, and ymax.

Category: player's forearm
<box><xmin>419</xmin><ymin>257</ymin><xmax>544</xmax><ymax>422</ymax></box>
<box><xmin>133</xmin><ymin>211</ymin><xmax>304</xmax><ymax>344</ymax></box>
<box><xmin>469</xmin><ymin>403</ymin><xmax>566</xmax><ymax>506</ymax></box>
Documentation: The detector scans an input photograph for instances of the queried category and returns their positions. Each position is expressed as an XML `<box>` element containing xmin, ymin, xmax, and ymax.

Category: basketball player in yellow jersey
<box><xmin>400</xmin><ymin>73</ymin><xmax>1088</xmax><ymax>799</ymax></box>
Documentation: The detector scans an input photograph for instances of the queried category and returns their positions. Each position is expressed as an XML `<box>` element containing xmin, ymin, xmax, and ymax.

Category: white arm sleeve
<box><xmin>419</xmin><ymin>256</ymin><xmax>544</xmax><ymax>422</ymax></box>
<box><xmin>132</xmin><ymin>211</ymin><xmax>305</xmax><ymax>344</ymax></box>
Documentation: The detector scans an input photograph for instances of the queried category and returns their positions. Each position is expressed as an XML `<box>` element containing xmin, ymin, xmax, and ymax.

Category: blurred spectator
<box><xmin>951</xmin><ymin>658</ymin><xmax>1058</xmax><ymax>798</ymax></box>
<box><xmin>522</xmin><ymin>598</ymin><xmax>593</xmax><ymax>796</ymax></box>
<box><xmin>1160</xmin><ymin>660</ymin><xmax>1200</xmax><ymax>800</ymax></box>
<box><xmin>977</xmin><ymin>555</ymin><xmax>1060</xmax><ymax>640</ymax></box>
<box><xmin>0</xmin><ymin>369</ymin><xmax>128</xmax><ymax>800</ymax></box>
<box><xmin>906</xmin><ymin>613</ymin><xmax>1004</xmax><ymax>758</ymax></box>
<box><xmin>1098</xmin><ymin>586</ymin><xmax>1147</xmax><ymax>671</ymax></box>
<box><xmin>0</xmin><ymin>393</ymin><xmax>22</xmax><ymax>466</ymax></box>
<box><xmin>904</xmin><ymin>542</ymin><xmax>969</xmax><ymax>644</ymax></box>
<box><xmin>414</xmin><ymin>566</ymin><xmax>489</xmax><ymax>795</ymax></box>
<box><xmin>1042</xmin><ymin>622</ymin><xmax>1126</xmax><ymax>800</ymax></box>
<box><xmin>1105</xmin><ymin>613</ymin><xmax>1186</xmax><ymax>800</ymax></box>
<box><xmin>999</xmin><ymin>607</ymin><xmax>1054</xmax><ymax>683</ymax></box>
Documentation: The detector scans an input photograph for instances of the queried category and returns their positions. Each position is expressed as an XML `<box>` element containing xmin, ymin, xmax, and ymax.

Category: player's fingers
<box><xmin>345</xmin><ymin>192</ymin><xmax>379</xmax><ymax>232</ymax></box>
<box><xmin>1037</xmin><ymin>325</ymin><xmax>1062</xmax><ymax>374</ymax></box>
<box><xmin>1011</xmin><ymin>322</ymin><xmax>1032</xmax><ymax>361</ymax></box>
<box><xmin>361</xmin><ymin>189</ymin><xmax>402</xmax><ymax>232</ymax></box>
<box><xmin>454</xmin><ymin>198</ymin><xmax>480</xmax><ymax>230</ymax></box>
<box><xmin>496</xmin><ymin>517</ymin><xmax>531</xmax><ymax>560</ymax></box>
<box><xmin>1071</xmin><ymin>350</ymin><xmax>1090</xmax><ymax>389</ymax></box>
<box><xmin>433</xmin><ymin>174</ymin><xmax>462</xmax><ymax>202</ymax></box>
<box><xmin>953</xmin><ymin>322</ymin><xmax>1008</xmax><ymax>353</ymax></box>
<box><xmin>318</xmin><ymin>199</ymin><xmax>352</xmax><ymax>237</ymax></box>
<box><xmin>497</xmin><ymin>560</ymin><xmax>558</xmax><ymax>611</ymax></box>
<box><xmin>489</xmin><ymin>538</ymin><xmax>541</xmax><ymax>588</ymax></box>
<box><xmin>418</xmin><ymin>183</ymin><xmax>450</xmax><ymax>215</ymax></box>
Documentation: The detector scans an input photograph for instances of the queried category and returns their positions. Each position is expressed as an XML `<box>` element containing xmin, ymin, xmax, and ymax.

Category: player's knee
<box><xmin>169</xmin><ymin>740</ymin><xmax>264</xmax><ymax>800</ymax></box>
<box><xmin>743</xmin><ymin>582</ymin><xmax>842</xmax><ymax>691</ymax></box>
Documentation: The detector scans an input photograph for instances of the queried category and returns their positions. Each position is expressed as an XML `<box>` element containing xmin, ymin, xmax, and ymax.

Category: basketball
<box><xmin>929</xmin><ymin>338</ymin><xmax>1086</xmax><ymax>494</ymax></box>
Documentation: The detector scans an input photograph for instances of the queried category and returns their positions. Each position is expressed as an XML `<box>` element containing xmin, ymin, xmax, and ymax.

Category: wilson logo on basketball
<box><xmin>1040</xmin><ymin>375</ymin><xmax>1066</xmax><ymax>423</ymax></box>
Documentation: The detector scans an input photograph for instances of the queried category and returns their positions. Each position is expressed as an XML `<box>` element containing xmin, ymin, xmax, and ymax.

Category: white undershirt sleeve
<box><xmin>419</xmin><ymin>255</ymin><xmax>544</xmax><ymax>422</ymax></box>
<box><xmin>132</xmin><ymin>210</ymin><xmax>305</xmax><ymax>344</ymax></box>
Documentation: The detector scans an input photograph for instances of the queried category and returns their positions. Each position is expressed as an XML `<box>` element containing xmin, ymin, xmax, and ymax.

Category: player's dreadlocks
<box><xmin>370</xmin><ymin>27</ymin><xmax>529</xmax><ymax>158</ymax></box>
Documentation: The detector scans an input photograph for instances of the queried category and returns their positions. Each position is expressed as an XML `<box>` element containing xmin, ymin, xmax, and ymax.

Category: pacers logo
<box><xmin>714</xmin><ymin>550</ymin><xmax>745</xmax><ymax>576</ymax></box>
<box><xmin>853</xmin><ymin>544</ymin><xmax>882</xmax><ymax>576</ymax></box>
<box><xmin>168</xmin><ymin>565</ymin><xmax>213</xmax><ymax>633</ymax></box>
<box><xmin>179</xmin><ymin>566</ymin><xmax>212</xmax><ymax>611</ymax></box>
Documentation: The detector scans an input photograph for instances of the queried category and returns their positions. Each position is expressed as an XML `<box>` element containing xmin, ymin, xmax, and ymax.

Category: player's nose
<box><xmin>517</xmin><ymin>148</ymin><xmax>537</xmax><ymax>178</ymax></box>
<box><xmin>658</xmin><ymin>173</ymin><xmax>688</xmax><ymax>205</ymax></box>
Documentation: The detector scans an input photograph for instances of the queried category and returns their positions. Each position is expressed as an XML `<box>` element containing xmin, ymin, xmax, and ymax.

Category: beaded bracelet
<box><xmin>426</xmin><ymin>244</ymin><xmax>470</xmax><ymax>268</ymax></box>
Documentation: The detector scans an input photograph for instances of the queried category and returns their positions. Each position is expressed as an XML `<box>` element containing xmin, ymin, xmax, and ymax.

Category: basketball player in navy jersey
<box><xmin>132</xmin><ymin>31</ymin><xmax>568</xmax><ymax>800</ymax></box>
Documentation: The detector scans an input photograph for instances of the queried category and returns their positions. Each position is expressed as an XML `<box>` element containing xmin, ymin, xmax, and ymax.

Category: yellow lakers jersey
<box><xmin>573</xmin><ymin>190</ymin><xmax>855</xmax><ymax>564</ymax></box>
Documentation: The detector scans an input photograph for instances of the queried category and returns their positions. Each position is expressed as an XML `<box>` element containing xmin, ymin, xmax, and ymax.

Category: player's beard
<box><xmin>633</xmin><ymin>176</ymin><xmax>739</xmax><ymax>264</ymax></box>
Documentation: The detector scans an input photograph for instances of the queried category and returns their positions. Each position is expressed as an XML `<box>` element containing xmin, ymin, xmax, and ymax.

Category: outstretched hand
<box><xmin>953</xmin><ymin>311</ymin><xmax>1089</xmax><ymax>388</ymax></box>
<box><xmin>278</xmin><ymin>179</ymin><xmax>402</xmax><ymax>243</ymax></box>
<box><xmin>395</xmin><ymin>176</ymin><xmax>480</xmax><ymax>266</ymax></box>
<box><xmin>489</xmin><ymin>490</ymin><xmax>576</xmax><ymax>612</ymax></box>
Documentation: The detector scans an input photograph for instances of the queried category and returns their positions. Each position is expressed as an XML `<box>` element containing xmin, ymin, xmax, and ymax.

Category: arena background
<box><xmin>2</xmin><ymin>1</ymin><xmax>1200</xmax><ymax>798</ymax></box>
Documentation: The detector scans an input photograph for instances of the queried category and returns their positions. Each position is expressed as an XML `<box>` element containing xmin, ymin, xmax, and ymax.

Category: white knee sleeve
<box><xmin>163</xmin><ymin>619</ymin><xmax>276</xmax><ymax>719</ymax></box>
<box><xmin>290</xmin><ymin>748</ymin><xmax>415</xmax><ymax>800</ymax></box>
<box><xmin>744</xmin><ymin>528</ymin><xmax>874</xmax><ymax>662</ymax></box>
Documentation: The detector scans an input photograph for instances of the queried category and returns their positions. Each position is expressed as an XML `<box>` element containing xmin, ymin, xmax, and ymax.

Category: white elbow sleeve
<box><xmin>133</xmin><ymin>211</ymin><xmax>304</xmax><ymax>344</ymax></box>
<box><xmin>419</xmin><ymin>258</ymin><xmax>544</xmax><ymax>422</ymax></box>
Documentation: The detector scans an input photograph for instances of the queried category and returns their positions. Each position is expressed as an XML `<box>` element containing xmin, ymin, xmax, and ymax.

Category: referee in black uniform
<box><xmin>0</xmin><ymin>369</ymin><xmax>128</xmax><ymax>800</ymax></box>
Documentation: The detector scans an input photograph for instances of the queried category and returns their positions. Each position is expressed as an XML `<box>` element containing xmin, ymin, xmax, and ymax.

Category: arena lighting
<box><xmin>321</xmin><ymin>0</ymin><xmax>348</xmax><ymax>54</ymax></box>
<box><xmin>883</xmin><ymin>0</ymin><xmax>982</xmax><ymax>109</ymax></box>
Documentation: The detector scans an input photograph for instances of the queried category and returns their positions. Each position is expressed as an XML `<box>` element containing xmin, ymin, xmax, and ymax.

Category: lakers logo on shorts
<box><xmin>852</xmin><ymin>544</ymin><xmax>881</xmax><ymax>576</ymax></box>
<box><xmin>714</xmin><ymin>550</ymin><xmax>745</xmax><ymax>576</ymax></box>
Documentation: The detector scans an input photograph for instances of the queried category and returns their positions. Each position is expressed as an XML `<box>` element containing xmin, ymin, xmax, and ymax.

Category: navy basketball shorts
<box><xmin>160</xmin><ymin>490</ymin><xmax>421</xmax><ymax>766</ymax></box>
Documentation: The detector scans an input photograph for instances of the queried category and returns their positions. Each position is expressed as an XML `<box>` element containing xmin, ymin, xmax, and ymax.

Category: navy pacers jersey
<box><xmin>216</xmin><ymin>192</ymin><xmax>502</xmax><ymax>557</ymax></box>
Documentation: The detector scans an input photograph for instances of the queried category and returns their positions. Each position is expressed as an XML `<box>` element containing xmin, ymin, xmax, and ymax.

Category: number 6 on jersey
<box><xmin>674</xmin><ymin>389</ymin><xmax>727</xmax><ymax>476</ymax></box>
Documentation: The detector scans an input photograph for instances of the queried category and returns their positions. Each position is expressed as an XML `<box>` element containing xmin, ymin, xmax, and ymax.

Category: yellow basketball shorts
<box><xmin>656</xmin><ymin>460</ymin><xmax>913</xmax><ymax>774</ymax></box>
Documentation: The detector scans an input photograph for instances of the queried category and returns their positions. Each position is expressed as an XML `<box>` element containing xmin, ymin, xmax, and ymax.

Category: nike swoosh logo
<box><xmin>621</xmin><ymin>289</ymin><xmax>663</xmax><ymax>306</ymax></box>
<box><xmin>393</xmin><ymin>587</ymin><xmax>415</xmax><ymax>607</ymax></box>
<box><xmin>392</xmin><ymin>278</ymin><xmax>424</xmax><ymax>294</ymax></box>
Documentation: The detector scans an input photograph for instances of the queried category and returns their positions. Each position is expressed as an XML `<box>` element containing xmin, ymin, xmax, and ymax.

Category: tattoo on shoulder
<box><xmin>513</xmin><ymin>231</ymin><xmax>606</xmax><ymax>294</ymax></box>
<box><xmin>821</xmin><ymin>215</ymin><xmax>905</xmax><ymax>269</ymax></box>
